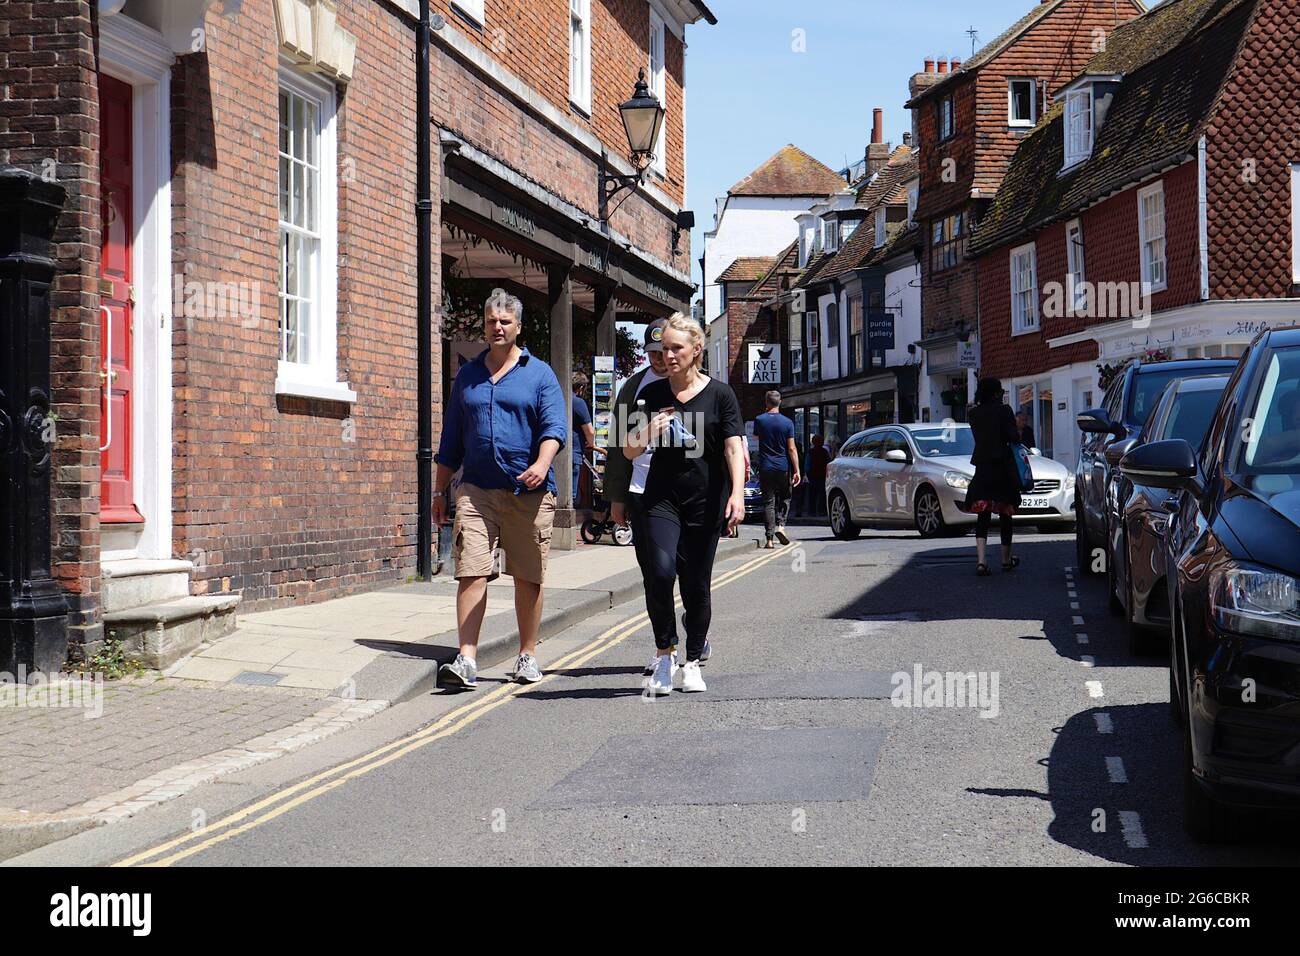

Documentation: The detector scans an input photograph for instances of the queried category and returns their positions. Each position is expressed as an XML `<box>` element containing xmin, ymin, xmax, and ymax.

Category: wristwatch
<box><xmin>432</xmin><ymin>490</ymin><xmax>446</xmax><ymax>498</ymax></box>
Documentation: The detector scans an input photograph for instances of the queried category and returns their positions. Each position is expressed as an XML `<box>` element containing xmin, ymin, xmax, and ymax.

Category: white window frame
<box><xmin>1063</xmin><ymin>87</ymin><xmax>1093</xmax><ymax>169</ymax></box>
<box><xmin>451</xmin><ymin>0</ymin><xmax>485</xmax><ymax>26</ymax></box>
<box><xmin>1138</xmin><ymin>180</ymin><xmax>1168</xmax><ymax>294</ymax></box>
<box><xmin>1010</xmin><ymin>242</ymin><xmax>1040</xmax><ymax>335</ymax></box>
<box><xmin>1008</xmin><ymin>78</ymin><xmax>1036</xmax><ymax>128</ymax></box>
<box><xmin>648</xmin><ymin>7</ymin><xmax>667</xmax><ymax>174</ymax></box>
<box><xmin>875</xmin><ymin>207</ymin><xmax>887</xmax><ymax>247</ymax></box>
<box><xmin>1065</xmin><ymin>218</ymin><xmax>1087</xmax><ymax>314</ymax></box>
<box><xmin>825</xmin><ymin>217</ymin><xmax>838</xmax><ymax>252</ymax></box>
<box><xmin>568</xmin><ymin>0</ymin><xmax>591</xmax><ymax>114</ymax></box>
<box><xmin>276</xmin><ymin>66</ymin><xmax>354</xmax><ymax>403</ymax></box>
<box><xmin>1291</xmin><ymin>163</ymin><xmax>1300</xmax><ymax>284</ymax></box>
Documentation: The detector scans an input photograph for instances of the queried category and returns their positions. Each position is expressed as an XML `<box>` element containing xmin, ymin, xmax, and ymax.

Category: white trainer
<box><xmin>643</xmin><ymin>649</ymin><xmax>677</xmax><ymax>677</ymax></box>
<box><xmin>679</xmin><ymin>660</ymin><xmax>707</xmax><ymax>693</ymax></box>
<box><xmin>642</xmin><ymin>653</ymin><xmax>675</xmax><ymax>696</ymax></box>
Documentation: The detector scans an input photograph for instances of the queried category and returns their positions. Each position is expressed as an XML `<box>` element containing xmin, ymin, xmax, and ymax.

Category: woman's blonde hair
<box><xmin>661</xmin><ymin>312</ymin><xmax>705</xmax><ymax>370</ymax></box>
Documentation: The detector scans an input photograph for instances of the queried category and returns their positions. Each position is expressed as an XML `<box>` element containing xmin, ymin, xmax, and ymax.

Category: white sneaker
<box><xmin>679</xmin><ymin>660</ymin><xmax>707</xmax><ymax>693</ymax></box>
<box><xmin>642</xmin><ymin>654</ymin><xmax>675</xmax><ymax>696</ymax></box>
<box><xmin>643</xmin><ymin>649</ymin><xmax>677</xmax><ymax>676</ymax></box>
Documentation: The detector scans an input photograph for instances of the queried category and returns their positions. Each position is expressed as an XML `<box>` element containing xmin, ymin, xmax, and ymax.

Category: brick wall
<box><xmin>172</xmin><ymin>0</ymin><xmax>425</xmax><ymax>608</ymax></box>
<box><xmin>428</xmin><ymin>0</ymin><xmax>691</xmax><ymax>273</ymax></box>
<box><xmin>1205</xmin><ymin>0</ymin><xmax>1300</xmax><ymax>299</ymax></box>
<box><xmin>433</xmin><ymin>0</ymin><xmax>686</xmax><ymax>208</ymax></box>
<box><xmin>0</xmin><ymin>1</ymin><xmax>103</xmax><ymax>648</ymax></box>
<box><xmin>724</xmin><ymin>296</ymin><xmax>771</xmax><ymax>421</ymax></box>
<box><xmin>978</xmin><ymin>161</ymin><xmax>1202</xmax><ymax>380</ymax></box>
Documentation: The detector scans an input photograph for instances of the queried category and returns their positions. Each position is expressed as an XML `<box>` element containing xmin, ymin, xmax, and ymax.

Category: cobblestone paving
<box><xmin>0</xmin><ymin>677</ymin><xmax>331</xmax><ymax>813</ymax></box>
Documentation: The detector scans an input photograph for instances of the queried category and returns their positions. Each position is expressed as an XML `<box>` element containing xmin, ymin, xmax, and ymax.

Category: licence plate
<box><xmin>1023</xmin><ymin>496</ymin><xmax>1050</xmax><ymax>509</ymax></box>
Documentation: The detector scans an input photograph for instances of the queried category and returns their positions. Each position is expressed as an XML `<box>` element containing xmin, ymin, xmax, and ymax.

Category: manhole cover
<box><xmin>232</xmin><ymin>670</ymin><xmax>284</xmax><ymax>686</ymax></box>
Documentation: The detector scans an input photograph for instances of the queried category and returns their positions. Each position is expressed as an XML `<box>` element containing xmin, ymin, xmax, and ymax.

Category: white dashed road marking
<box><xmin>1106</xmin><ymin>756</ymin><xmax>1129</xmax><ymax>783</ymax></box>
<box><xmin>1094</xmin><ymin>713</ymin><xmax>1114</xmax><ymax>734</ymax></box>
<box><xmin>1086</xmin><ymin>680</ymin><xmax>1105</xmax><ymax>698</ymax></box>
<box><xmin>1119</xmin><ymin>811</ymin><xmax>1149</xmax><ymax>848</ymax></box>
<box><xmin>1076</xmin><ymin>632</ymin><xmax>1090</xmax><ymax>644</ymax></box>
<box><xmin>1081</xmin><ymin>655</ymin><xmax>1095</xmax><ymax>667</ymax></box>
<box><xmin>1072</xmin><ymin>616</ymin><xmax>1085</xmax><ymax>626</ymax></box>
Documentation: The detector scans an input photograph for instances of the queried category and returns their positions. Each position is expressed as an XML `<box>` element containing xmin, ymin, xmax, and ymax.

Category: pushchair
<box><xmin>579</xmin><ymin>448</ymin><xmax>633</xmax><ymax>546</ymax></box>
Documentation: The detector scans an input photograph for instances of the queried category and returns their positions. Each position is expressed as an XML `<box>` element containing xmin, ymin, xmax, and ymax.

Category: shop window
<box><xmin>276</xmin><ymin>68</ymin><xmax>353</xmax><ymax>402</ymax></box>
<box><xmin>806</xmin><ymin>311</ymin><xmax>820</xmax><ymax>382</ymax></box>
<box><xmin>789</xmin><ymin>311</ymin><xmax>803</xmax><ymax>386</ymax></box>
<box><xmin>826</xmin><ymin>301</ymin><xmax>839</xmax><ymax>350</ymax></box>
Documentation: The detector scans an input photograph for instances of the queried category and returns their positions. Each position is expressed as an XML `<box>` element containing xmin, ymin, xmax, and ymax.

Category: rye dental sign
<box><xmin>747</xmin><ymin>344</ymin><xmax>781</xmax><ymax>385</ymax></box>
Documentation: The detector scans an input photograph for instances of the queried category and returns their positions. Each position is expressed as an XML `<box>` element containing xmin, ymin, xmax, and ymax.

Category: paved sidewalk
<box><xmin>0</xmin><ymin>530</ymin><xmax>762</xmax><ymax>859</ymax></box>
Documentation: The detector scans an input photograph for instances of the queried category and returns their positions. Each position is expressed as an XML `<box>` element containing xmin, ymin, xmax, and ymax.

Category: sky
<box><xmin>682</xmin><ymin>0</ymin><xmax>1073</xmax><ymax>295</ymax></box>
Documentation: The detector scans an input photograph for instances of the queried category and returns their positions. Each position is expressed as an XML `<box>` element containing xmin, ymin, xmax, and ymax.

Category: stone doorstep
<box><xmin>0</xmin><ymin>697</ymin><xmax>388</xmax><ymax>862</ymax></box>
<box><xmin>103</xmin><ymin>595</ymin><xmax>242</xmax><ymax>670</ymax></box>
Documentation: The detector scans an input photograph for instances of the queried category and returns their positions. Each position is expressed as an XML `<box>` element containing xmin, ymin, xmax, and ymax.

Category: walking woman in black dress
<box><xmin>622</xmin><ymin>314</ymin><xmax>747</xmax><ymax>695</ymax></box>
<box><xmin>964</xmin><ymin>377</ymin><xmax>1022</xmax><ymax>576</ymax></box>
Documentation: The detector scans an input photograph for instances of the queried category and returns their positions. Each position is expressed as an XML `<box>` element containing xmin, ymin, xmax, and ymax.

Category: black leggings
<box><xmin>628</xmin><ymin>495</ymin><xmax>723</xmax><ymax>661</ymax></box>
<box><xmin>976</xmin><ymin>510</ymin><xmax>1014</xmax><ymax>551</ymax></box>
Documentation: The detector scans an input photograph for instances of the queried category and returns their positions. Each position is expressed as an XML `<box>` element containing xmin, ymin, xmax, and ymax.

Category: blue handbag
<box><xmin>1011</xmin><ymin>444</ymin><xmax>1035</xmax><ymax>492</ymax></box>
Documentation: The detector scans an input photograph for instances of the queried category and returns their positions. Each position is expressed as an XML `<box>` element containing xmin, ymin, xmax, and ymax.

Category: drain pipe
<box><xmin>416</xmin><ymin>0</ymin><xmax>434</xmax><ymax>579</ymax></box>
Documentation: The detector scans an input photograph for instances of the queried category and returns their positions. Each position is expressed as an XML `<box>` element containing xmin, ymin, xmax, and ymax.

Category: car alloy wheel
<box><xmin>829</xmin><ymin>492</ymin><xmax>860</xmax><ymax>540</ymax></box>
<box><xmin>914</xmin><ymin>488</ymin><xmax>944</xmax><ymax>539</ymax></box>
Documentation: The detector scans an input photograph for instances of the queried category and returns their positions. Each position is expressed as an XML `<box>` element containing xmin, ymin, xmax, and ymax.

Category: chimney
<box><xmin>866</xmin><ymin>107</ymin><xmax>892</xmax><ymax>175</ymax></box>
<box><xmin>937</xmin><ymin>58</ymin><xmax>949</xmax><ymax>74</ymax></box>
<box><xmin>908</xmin><ymin>59</ymin><xmax>944</xmax><ymax>156</ymax></box>
<box><xmin>951</xmin><ymin>57</ymin><xmax>962</xmax><ymax>71</ymax></box>
<box><xmin>903</xmin><ymin>132</ymin><xmax>912</xmax><ymax>147</ymax></box>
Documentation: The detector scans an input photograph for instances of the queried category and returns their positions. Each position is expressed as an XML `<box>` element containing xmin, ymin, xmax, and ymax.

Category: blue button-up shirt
<box><xmin>435</xmin><ymin>347</ymin><xmax>567</xmax><ymax>495</ymax></box>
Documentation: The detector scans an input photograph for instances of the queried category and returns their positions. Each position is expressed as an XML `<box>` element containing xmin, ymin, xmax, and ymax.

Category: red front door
<box><xmin>99</xmin><ymin>74</ymin><xmax>143</xmax><ymax>523</ymax></box>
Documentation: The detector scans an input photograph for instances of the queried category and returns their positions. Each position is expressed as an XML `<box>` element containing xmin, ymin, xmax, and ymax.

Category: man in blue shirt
<box><xmin>571</xmin><ymin>372</ymin><xmax>595</xmax><ymax>507</ymax></box>
<box><xmin>752</xmin><ymin>390</ymin><xmax>801</xmax><ymax>548</ymax></box>
<box><xmin>433</xmin><ymin>288</ymin><xmax>567</xmax><ymax>690</ymax></box>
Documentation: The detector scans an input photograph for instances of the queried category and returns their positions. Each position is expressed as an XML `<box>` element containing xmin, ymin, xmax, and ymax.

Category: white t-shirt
<box><xmin>627</xmin><ymin>368</ymin><xmax>664</xmax><ymax>495</ymax></box>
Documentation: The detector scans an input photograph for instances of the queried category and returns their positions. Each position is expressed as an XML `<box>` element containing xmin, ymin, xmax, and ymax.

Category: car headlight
<box><xmin>944</xmin><ymin>471</ymin><xmax>971</xmax><ymax>490</ymax></box>
<box><xmin>1063</xmin><ymin>472</ymin><xmax>1076</xmax><ymax>491</ymax></box>
<box><xmin>1210</xmin><ymin>563</ymin><xmax>1300</xmax><ymax>641</ymax></box>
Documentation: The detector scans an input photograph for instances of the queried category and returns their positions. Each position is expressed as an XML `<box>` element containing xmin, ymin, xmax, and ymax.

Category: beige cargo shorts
<box><xmin>452</xmin><ymin>483</ymin><xmax>556</xmax><ymax>585</ymax></box>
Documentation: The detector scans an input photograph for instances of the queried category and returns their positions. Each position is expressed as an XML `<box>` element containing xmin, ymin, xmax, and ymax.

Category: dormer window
<box><xmin>1064</xmin><ymin>87</ymin><xmax>1094</xmax><ymax>168</ymax></box>
<box><xmin>874</xmin><ymin>208</ymin><xmax>887</xmax><ymax>248</ymax></box>
<box><xmin>825</xmin><ymin>218</ymin><xmax>838</xmax><ymax>253</ymax></box>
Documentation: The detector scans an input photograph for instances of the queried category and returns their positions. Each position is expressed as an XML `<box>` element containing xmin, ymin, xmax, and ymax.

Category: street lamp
<box><xmin>599</xmin><ymin>69</ymin><xmax>666</xmax><ymax>227</ymax></box>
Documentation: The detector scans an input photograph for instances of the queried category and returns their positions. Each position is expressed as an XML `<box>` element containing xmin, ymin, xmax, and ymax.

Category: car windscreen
<box><xmin>910</xmin><ymin>428</ymin><xmax>975</xmax><ymax>458</ymax></box>
<box><xmin>1237</xmin><ymin>347</ymin><xmax>1300</xmax><ymax>494</ymax></box>
<box><xmin>1159</xmin><ymin>383</ymin><xmax>1227</xmax><ymax>448</ymax></box>
<box><xmin>1128</xmin><ymin>368</ymin><xmax>1192</xmax><ymax>426</ymax></box>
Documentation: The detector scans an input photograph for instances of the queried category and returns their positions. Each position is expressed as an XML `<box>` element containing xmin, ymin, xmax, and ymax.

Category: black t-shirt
<box><xmin>637</xmin><ymin>376</ymin><xmax>744</xmax><ymax>518</ymax></box>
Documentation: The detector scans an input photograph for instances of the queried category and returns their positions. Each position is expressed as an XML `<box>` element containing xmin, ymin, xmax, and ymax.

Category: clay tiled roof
<box><xmin>717</xmin><ymin>256</ymin><xmax>778</xmax><ymax>283</ymax></box>
<box><xmin>907</xmin><ymin>1</ymin><xmax>1148</xmax><ymax>106</ymax></box>
<box><xmin>745</xmin><ymin>241</ymin><xmax>801</xmax><ymax>300</ymax></box>
<box><xmin>971</xmin><ymin>0</ymin><xmax>1258</xmax><ymax>256</ymax></box>
<box><xmin>802</xmin><ymin>149</ymin><xmax>919</xmax><ymax>286</ymax></box>
<box><xmin>728</xmin><ymin>144</ymin><xmax>848</xmax><ymax>197</ymax></box>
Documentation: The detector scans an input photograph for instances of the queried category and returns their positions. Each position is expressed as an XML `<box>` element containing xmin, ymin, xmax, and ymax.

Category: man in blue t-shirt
<box><xmin>752</xmin><ymin>390</ymin><xmax>801</xmax><ymax>547</ymax></box>
<box><xmin>571</xmin><ymin>372</ymin><xmax>595</xmax><ymax>507</ymax></box>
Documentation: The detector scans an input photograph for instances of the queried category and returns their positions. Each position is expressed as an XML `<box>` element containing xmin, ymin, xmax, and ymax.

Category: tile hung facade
<box><xmin>906</xmin><ymin>0</ymin><xmax>1145</xmax><ymax>428</ymax></box>
<box><xmin>970</xmin><ymin>0</ymin><xmax>1300</xmax><ymax>470</ymax></box>
<box><xmin>0</xmin><ymin>0</ymin><xmax>714</xmax><ymax>670</ymax></box>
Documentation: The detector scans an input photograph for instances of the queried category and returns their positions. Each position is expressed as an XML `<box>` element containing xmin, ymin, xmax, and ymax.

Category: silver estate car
<box><xmin>825</xmin><ymin>423</ymin><xmax>1076</xmax><ymax>539</ymax></box>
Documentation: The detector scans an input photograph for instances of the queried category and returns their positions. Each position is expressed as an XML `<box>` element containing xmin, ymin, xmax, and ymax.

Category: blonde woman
<box><xmin>623</xmin><ymin>314</ymin><xmax>747</xmax><ymax>694</ymax></box>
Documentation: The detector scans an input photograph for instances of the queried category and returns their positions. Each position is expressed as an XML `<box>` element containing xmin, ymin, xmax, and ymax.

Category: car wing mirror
<box><xmin>1104</xmin><ymin>436</ymin><xmax>1138</xmax><ymax>466</ymax></box>
<box><xmin>884</xmin><ymin>449</ymin><xmax>909</xmax><ymax>463</ymax></box>
<box><xmin>1076</xmin><ymin>408</ymin><xmax>1113</xmax><ymax>434</ymax></box>
<box><xmin>1119</xmin><ymin>439</ymin><xmax>1202</xmax><ymax>494</ymax></box>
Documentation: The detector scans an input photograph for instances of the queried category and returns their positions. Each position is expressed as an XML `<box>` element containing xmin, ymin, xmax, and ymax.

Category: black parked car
<box><xmin>1106</xmin><ymin>374</ymin><xmax>1230</xmax><ymax>654</ymax></box>
<box><xmin>1076</xmin><ymin>357</ymin><xmax>1237</xmax><ymax>576</ymax></box>
<box><xmin>1120</xmin><ymin>327</ymin><xmax>1300</xmax><ymax>841</ymax></box>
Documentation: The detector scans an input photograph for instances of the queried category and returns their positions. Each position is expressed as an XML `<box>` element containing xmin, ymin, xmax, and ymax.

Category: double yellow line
<box><xmin>114</xmin><ymin>543</ymin><xmax>792</xmax><ymax>867</ymax></box>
